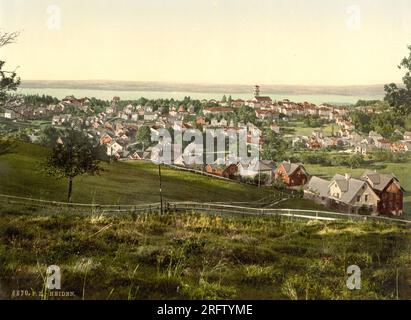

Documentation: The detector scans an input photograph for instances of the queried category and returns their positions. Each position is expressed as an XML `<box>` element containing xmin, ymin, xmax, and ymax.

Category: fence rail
<box><xmin>168</xmin><ymin>202</ymin><xmax>411</xmax><ymax>225</ymax></box>
<box><xmin>0</xmin><ymin>194</ymin><xmax>410</xmax><ymax>225</ymax></box>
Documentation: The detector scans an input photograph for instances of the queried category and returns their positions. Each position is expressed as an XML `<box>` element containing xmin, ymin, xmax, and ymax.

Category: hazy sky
<box><xmin>1</xmin><ymin>0</ymin><xmax>411</xmax><ymax>85</ymax></box>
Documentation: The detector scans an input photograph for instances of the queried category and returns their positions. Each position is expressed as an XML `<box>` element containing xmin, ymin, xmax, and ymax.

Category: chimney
<box><xmin>345</xmin><ymin>173</ymin><xmax>351</xmax><ymax>181</ymax></box>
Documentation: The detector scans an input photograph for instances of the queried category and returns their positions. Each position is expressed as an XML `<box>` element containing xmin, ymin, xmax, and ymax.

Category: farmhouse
<box><xmin>304</xmin><ymin>176</ymin><xmax>331</xmax><ymax>206</ymax></box>
<box><xmin>205</xmin><ymin>163</ymin><xmax>238</xmax><ymax>179</ymax></box>
<box><xmin>237</xmin><ymin>160</ymin><xmax>276</xmax><ymax>185</ymax></box>
<box><xmin>305</xmin><ymin>174</ymin><xmax>381</xmax><ymax>215</ymax></box>
<box><xmin>106</xmin><ymin>140</ymin><xmax>124</xmax><ymax>158</ymax></box>
<box><xmin>361</xmin><ymin>171</ymin><xmax>404</xmax><ymax>216</ymax></box>
<box><xmin>275</xmin><ymin>161</ymin><xmax>309</xmax><ymax>187</ymax></box>
<box><xmin>4</xmin><ymin>109</ymin><xmax>19</xmax><ymax>119</ymax></box>
<box><xmin>328</xmin><ymin>174</ymin><xmax>380</xmax><ymax>214</ymax></box>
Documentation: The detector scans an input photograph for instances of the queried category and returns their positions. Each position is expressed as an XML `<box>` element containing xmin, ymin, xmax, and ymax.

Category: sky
<box><xmin>1</xmin><ymin>0</ymin><xmax>411</xmax><ymax>86</ymax></box>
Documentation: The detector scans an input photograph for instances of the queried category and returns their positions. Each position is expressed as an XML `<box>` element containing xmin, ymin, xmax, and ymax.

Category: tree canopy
<box><xmin>0</xmin><ymin>31</ymin><xmax>20</xmax><ymax>103</ymax></box>
<box><xmin>45</xmin><ymin>129</ymin><xmax>106</xmax><ymax>202</ymax></box>
<box><xmin>384</xmin><ymin>44</ymin><xmax>411</xmax><ymax>116</ymax></box>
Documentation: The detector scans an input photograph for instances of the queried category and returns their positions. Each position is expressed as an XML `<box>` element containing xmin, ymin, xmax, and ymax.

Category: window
<box><xmin>357</xmin><ymin>196</ymin><xmax>361</xmax><ymax>202</ymax></box>
<box><xmin>365</xmin><ymin>195</ymin><xmax>368</xmax><ymax>202</ymax></box>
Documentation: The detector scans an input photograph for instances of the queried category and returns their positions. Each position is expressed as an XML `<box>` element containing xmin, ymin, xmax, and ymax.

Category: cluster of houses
<box><xmin>0</xmin><ymin>89</ymin><xmax>407</xmax><ymax>217</ymax></box>
<box><xmin>351</xmin><ymin>130</ymin><xmax>411</xmax><ymax>155</ymax></box>
<box><xmin>0</xmin><ymin>99</ymin><xmax>66</xmax><ymax>120</ymax></box>
<box><xmin>170</xmin><ymin>156</ymin><xmax>404</xmax><ymax>217</ymax></box>
<box><xmin>305</xmin><ymin>171</ymin><xmax>404</xmax><ymax>216</ymax></box>
<box><xmin>202</xmin><ymin>88</ymin><xmax>349</xmax><ymax>124</ymax></box>
<box><xmin>291</xmin><ymin>121</ymin><xmax>411</xmax><ymax>154</ymax></box>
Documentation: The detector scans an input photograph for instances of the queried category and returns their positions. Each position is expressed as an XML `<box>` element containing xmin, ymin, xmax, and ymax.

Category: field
<box><xmin>282</xmin><ymin>120</ymin><xmax>338</xmax><ymax>137</ymax></box>
<box><xmin>0</xmin><ymin>142</ymin><xmax>410</xmax><ymax>300</ymax></box>
<box><xmin>0</xmin><ymin>141</ymin><xmax>323</xmax><ymax>210</ymax></box>
<box><xmin>0</xmin><ymin>209</ymin><xmax>409</xmax><ymax>300</ymax></box>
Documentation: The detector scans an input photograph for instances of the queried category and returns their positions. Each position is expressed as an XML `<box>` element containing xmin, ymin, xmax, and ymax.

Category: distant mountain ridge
<box><xmin>20</xmin><ymin>80</ymin><xmax>388</xmax><ymax>96</ymax></box>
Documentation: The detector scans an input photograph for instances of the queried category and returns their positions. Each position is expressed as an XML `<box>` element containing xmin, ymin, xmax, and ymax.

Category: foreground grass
<box><xmin>0</xmin><ymin>208</ymin><xmax>409</xmax><ymax>300</ymax></box>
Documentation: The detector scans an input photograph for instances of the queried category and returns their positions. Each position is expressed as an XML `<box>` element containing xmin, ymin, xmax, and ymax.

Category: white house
<box><xmin>106</xmin><ymin>141</ymin><xmax>124</xmax><ymax>157</ymax></box>
<box><xmin>328</xmin><ymin>174</ymin><xmax>380</xmax><ymax>214</ymax></box>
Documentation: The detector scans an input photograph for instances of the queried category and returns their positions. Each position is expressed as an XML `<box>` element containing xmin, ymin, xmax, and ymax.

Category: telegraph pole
<box><xmin>158</xmin><ymin>163</ymin><xmax>163</xmax><ymax>215</ymax></box>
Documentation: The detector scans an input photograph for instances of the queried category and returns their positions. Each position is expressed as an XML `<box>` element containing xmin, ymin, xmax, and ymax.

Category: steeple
<box><xmin>254</xmin><ymin>85</ymin><xmax>260</xmax><ymax>97</ymax></box>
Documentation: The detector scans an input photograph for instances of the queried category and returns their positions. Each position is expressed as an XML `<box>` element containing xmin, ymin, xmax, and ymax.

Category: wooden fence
<box><xmin>0</xmin><ymin>194</ymin><xmax>410</xmax><ymax>225</ymax></box>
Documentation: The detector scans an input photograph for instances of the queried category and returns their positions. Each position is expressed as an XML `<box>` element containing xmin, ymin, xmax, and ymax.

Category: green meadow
<box><xmin>0</xmin><ymin>210</ymin><xmax>409</xmax><ymax>300</ymax></box>
<box><xmin>0</xmin><ymin>141</ymin><xmax>321</xmax><ymax>209</ymax></box>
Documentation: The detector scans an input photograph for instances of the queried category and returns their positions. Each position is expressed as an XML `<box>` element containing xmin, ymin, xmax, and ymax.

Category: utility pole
<box><xmin>158</xmin><ymin>163</ymin><xmax>163</xmax><ymax>215</ymax></box>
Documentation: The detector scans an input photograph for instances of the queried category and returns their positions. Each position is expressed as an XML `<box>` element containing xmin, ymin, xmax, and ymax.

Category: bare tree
<box><xmin>0</xmin><ymin>31</ymin><xmax>21</xmax><ymax>155</ymax></box>
<box><xmin>0</xmin><ymin>31</ymin><xmax>20</xmax><ymax>48</ymax></box>
<box><xmin>0</xmin><ymin>31</ymin><xmax>21</xmax><ymax>104</ymax></box>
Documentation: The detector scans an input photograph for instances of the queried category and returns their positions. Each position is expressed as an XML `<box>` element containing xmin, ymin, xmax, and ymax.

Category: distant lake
<box><xmin>19</xmin><ymin>87</ymin><xmax>383</xmax><ymax>105</ymax></box>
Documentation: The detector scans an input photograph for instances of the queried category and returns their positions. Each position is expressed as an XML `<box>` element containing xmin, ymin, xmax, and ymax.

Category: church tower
<box><xmin>254</xmin><ymin>85</ymin><xmax>260</xmax><ymax>97</ymax></box>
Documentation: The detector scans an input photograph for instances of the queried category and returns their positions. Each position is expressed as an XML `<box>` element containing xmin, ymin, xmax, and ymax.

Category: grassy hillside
<box><xmin>0</xmin><ymin>142</ymin><xmax>265</xmax><ymax>205</ymax></box>
<box><xmin>0</xmin><ymin>210</ymin><xmax>409</xmax><ymax>300</ymax></box>
<box><xmin>0</xmin><ymin>141</ymin><xmax>323</xmax><ymax>209</ymax></box>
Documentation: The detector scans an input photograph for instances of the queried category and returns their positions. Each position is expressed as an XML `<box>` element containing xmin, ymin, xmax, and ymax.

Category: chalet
<box><xmin>205</xmin><ymin>163</ymin><xmax>238</xmax><ymax>179</ymax></box>
<box><xmin>104</xmin><ymin>122</ymin><xmax>114</xmax><ymax>130</ymax></box>
<box><xmin>275</xmin><ymin>162</ymin><xmax>309</xmax><ymax>187</ymax></box>
<box><xmin>237</xmin><ymin>160</ymin><xmax>276</xmax><ymax>185</ymax></box>
<box><xmin>390</xmin><ymin>142</ymin><xmax>407</xmax><ymax>153</ymax></box>
<box><xmin>173</xmin><ymin>121</ymin><xmax>192</xmax><ymax>132</ymax></box>
<box><xmin>178</xmin><ymin>105</ymin><xmax>186</xmax><ymax>113</ymax></box>
<box><xmin>62</xmin><ymin>96</ymin><xmax>90</xmax><ymax>110</ymax></box>
<box><xmin>144</xmin><ymin>112</ymin><xmax>158</xmax><ymax>122</ymax></box>
<box><xmin>106</xmin><ymin>106</ymin><xmax>116</xmax><ymax>115</ymax></box>
<box><xmin>196</xmin><ymin>117</ymin><xmax>207</xmax><ymax>126</ymax></box>
<box><xmin>328</xmin><ymin>174</ymin><xmax>380</xmax><ymax>214</ymax></box>
<box><xmin>100</xmin><ymin>133</ymin><xmax>114</xmax><ymax>145</ymax></box>
<box><xmin>307</xmin><ymin>137</ymin><xmax>323</xmax><ymax>150</ymax></box>
<box><xmin>52</xmin><ymin>114</ymin><xmax>72</xmax><ymax>126</ymax></box>
<box><xmin>144</xmin><ymin>105</ymin><xmax>154</xmax><ymax>113</ymax></box>
<box><xmin>232</xmin><ymin>99</ymin><xmax>245</xmax><ymax>108</ymax></box>
<box><xmin>361</xmin><ymin>172</ymin><xmax>404</xmax><ymax>216</ymax></box>
<box><xmin>255</xmin><ymin>109</ymin><xmax>274</xmax><ymax>120</ymax></box>
<box><xmin>375</xmin><ymin>138</ymin><xmax>391</xmax><ymax>150</ymax></box>
<box><xmin>2</xmin><ymin>109</ymin><xmax>18</xmax><ymax>119</ymax></box>
<box><xmin>354</xmin><ymin>143</ymin><xmax>372</xmax><ymax>155</ymax></box>
<box><xmin>129</xmin><ymin>151</ymin><xmax>150</xmax><ymax>161</ymax></box>
<box><xmin>106</xmin><ymin>140</ymin><xmax>124</xmax><ymax>158</ymax></box>
<box><xmin>318</xmin><ymin>106</ymin><xmax>332</xmax><ymax>118</ymax></box>
<box><xmin>130</xmin><ymin>113</ymin><xmax>139</xmax><ymax>122</ymax></box>
<box><xmin>304</xmin><ymin>176</ymin><xmax>331</xmax><ymax>206</ymax></box>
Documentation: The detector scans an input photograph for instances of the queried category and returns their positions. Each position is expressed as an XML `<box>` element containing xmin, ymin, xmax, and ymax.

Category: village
<box><xmin>0</xmin><ymin>86</ymin><xmax>409</xmax><ymax>217</ymax></box>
